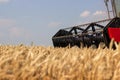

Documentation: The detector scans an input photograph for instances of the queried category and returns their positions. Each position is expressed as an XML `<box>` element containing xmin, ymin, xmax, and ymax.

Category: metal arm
<box><xmin>104</xmin><ymin>0</ymin><xmax>111</xmax><ymax>19</ymax></box>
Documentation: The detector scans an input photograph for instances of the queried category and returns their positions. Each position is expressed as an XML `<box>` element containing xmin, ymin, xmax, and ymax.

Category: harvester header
<box><xmin>52</xmin><ymin>0</ymin><xmax>120</xmax><ymax>48</ymax></box>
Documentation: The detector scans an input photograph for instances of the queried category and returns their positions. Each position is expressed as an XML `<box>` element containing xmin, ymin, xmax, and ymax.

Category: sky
<box><xmin>0</xmin><ymin>0</ymin><xmax>112</xmax><ymax>46</ymax></box>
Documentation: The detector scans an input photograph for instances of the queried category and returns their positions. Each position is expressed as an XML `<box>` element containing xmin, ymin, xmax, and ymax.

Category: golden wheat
<box><xmin>0</xmin><ymin>43</ymin><xmax>120</xmax><ymax>80</ymax></box>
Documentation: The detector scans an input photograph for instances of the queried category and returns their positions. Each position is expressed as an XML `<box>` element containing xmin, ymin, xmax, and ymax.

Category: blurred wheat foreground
<box><xmin>1</xmin><ymin>43</ymin><xmax>120</xmax><ymax>80</ymax></box>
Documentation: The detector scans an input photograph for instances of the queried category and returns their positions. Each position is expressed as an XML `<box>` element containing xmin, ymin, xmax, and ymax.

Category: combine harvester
<box><xmin>52</xmin><ymin>0</ymin><xmax>120</xmax><ymax>48</ymax></box>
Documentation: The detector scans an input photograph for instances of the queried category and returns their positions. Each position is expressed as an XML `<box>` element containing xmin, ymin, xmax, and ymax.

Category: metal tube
<box><xmin>111</xmin><ymin>0</ymin><xmax>117</xmax><ymax>17</ymax></box>
<box><xmin>104</xmin><ymin>0</ymin><xmax>111</xmax><ymax>19</ymax></box>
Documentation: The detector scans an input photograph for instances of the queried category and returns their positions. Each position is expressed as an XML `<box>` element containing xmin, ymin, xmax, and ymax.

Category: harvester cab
<box><xmin>52</xmin><ymin>0</ymin><xmax>120</xmax><ymax>48</ymax></box>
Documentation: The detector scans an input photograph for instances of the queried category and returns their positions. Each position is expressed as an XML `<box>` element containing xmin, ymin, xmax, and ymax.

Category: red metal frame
<box><xmin>108</xmin><ymin>27</ymin><xmax>120</xmax><ymax>42</ymax></box>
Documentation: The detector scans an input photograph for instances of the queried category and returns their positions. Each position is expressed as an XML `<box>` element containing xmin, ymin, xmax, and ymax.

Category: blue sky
<box><xmin>0</xmin><ymin>0</ymin><xmax>110</xmax><ymax>46</ymax></box>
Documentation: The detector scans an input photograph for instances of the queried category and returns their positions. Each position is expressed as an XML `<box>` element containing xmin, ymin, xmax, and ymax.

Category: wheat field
<box><xmin>0</xmin><ymin>41</ymin><xmax>120</xmax><ymax>80</ymax></box>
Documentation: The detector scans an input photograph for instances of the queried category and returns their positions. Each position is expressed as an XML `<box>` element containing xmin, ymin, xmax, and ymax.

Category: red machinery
<box><xmin>52</xmin><ymin>0</ymin><xmax>120</xmax><ymax>48</ymax></box>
